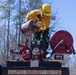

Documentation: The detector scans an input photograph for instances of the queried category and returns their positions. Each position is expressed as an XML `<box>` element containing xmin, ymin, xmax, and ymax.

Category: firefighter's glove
<box><xmin>35</xmin><ymin>21</ymin><xmax>42</xmax><ymax>27</ymax></box>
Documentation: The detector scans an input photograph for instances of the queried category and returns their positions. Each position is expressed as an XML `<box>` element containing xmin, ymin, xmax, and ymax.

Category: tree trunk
<box><xmin>7</xmin><ymin>0</ymin><xmax>10</xmax><ymax>60</ymax></box>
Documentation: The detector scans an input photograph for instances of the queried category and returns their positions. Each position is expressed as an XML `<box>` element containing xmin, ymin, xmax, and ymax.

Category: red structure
<box><xmin>38</xmin><ymin>49</ymin><xmax>46</xmax><ymax>60</ymax></box>
<box><xmin>19</xmin><ymin>38</ymin><xmax>31</xmax><ymax>60</ymax></box>
<box><xmin>50</xmin><ymin>30</ymin><xmax>73</xmax><ymax>54</ymax></box>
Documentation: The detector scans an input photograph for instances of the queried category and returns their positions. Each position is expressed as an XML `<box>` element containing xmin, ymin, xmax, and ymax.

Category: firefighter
<box><xmin>24</xmin><ymin>4</ymin><xmax>52</xmax><ymax>59</ymax></box>
<box><xmin>25</xmin><ymin>4</ymin><xmax>52</xmax><ymax>40</ymax></box>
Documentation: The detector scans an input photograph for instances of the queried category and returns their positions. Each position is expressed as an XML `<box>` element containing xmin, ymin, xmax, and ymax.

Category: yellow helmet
<box><xmin>40</xmin><ymin>4</ymin><xmax>52</xmax><ymax>16</ymax></box>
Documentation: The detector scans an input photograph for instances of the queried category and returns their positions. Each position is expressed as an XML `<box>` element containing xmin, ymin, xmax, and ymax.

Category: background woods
<box><xmin>0</xmin><ymin>0</ymin><xmax>58</xmax><ymax>60</ymax></box>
